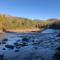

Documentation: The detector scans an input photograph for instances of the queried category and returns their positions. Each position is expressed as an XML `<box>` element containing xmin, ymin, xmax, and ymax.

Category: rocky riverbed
<box><xmin>0</xmin><ymin>29</ymin><xmax>60</xmax><ymax>60</ymax></box>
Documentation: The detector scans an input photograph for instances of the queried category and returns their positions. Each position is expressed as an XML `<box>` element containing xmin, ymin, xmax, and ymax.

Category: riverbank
<box><xmin>6</xmin><ymin>28</ymin><xmax>42</xmax><ymax>33</ymax></box>
<box><xmin>0</xmin><ymin>30</ymin><xmax>4</xmax><ymax>33</ymax></box>
<box><xmin>0</xmin><ymin>28</ymin><xmax>43</xmax><ymax>33</ymax></box>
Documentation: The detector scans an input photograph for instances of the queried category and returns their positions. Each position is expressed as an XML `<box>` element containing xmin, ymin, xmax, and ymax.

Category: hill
<box><xmin>0</xmin><ymin>14</ymin><xmax>60</xmax><ymax>32</ymax></box>
<box><xmin>0</xmin><ymin>14</ymin><xmax>48</xmax><ymax>29</ymax></box>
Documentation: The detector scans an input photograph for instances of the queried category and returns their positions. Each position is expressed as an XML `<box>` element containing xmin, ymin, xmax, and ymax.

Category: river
<box><xmin>0</xmin><ymin>29</ymin><xmax>60</xmax><ymax>60</ymax></box>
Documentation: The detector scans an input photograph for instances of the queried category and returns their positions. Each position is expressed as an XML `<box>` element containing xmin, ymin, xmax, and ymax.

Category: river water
<box><xmin>0</xmin><ymin>29</ymin><xmax>60</xmax><ymax>60</ymax></box>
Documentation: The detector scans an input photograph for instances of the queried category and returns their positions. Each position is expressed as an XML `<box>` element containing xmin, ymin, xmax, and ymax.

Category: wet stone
<box><xmin>14</xmin><ymin>43</ymin><xmax>19</xmax><ymax>46</ymax></box>
<box><xmin>0</xmin><ymin>42</ymin><xmax>1</xmax><ymax>45</ymax></box>
<box><xmin>0</xmin><ymin>54</ymin><xmax>4</xmax><ymax>60</ymax></box>
<box><xmin>22</xmin><ymin>37</ymin><xmax>29</xmax><ymax>42</ymax></box>
<box><xmin>14</xmin><ymin>42</ymin><xmax>28</xmax><ymax>47</ymax></box>
<box><xmin>2</xmin><ymin>48</ymin><xmax>6</xmax><ymax>50</ymax></box>
<box><xmin>33</xmin><ymin>46</ymin><xmax>38</xmax><ymax>50</ymax></box>
<box><xmin>5</xmin><ymin>45</ymin><xmax>14</xmax><ymax>49</ymax></box>
<box><xmin>2</xmin><ymin>38</ymin><xmax>8</xmax><ymax>41</ymax></box>
<box><xmin>16</xmin><ymin>46</ymin><xmax>21</xmax><ymax>49</ymax></box>
<box><xmin>1</xmin><ymin>38</ymin><xmax>8</xmax><ymax>44</ymax></box>
<box><xmin>21</xmin><ymin>43</ymin><xmax>28</xmax><ymax>47</ymax></box>
<box><xmin>56</xmin><ymin>32</ymin><xmax>60</xmax><ymax>37</ymax></box>
<box><xmin>14</xmin><ymin>49</ymin><xmax>19</xmax><ymax>52</ymax></box>
<box><xmin>1</xmin><ymin>41</ymin><xmax>6</xmax><ymax>44</ymax></box>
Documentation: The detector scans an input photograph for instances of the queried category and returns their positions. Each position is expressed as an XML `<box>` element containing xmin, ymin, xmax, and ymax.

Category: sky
<box><xmin>0</xmin><ymin>0</ymin><xmax>60</xmax><ymax>20</ymax></box>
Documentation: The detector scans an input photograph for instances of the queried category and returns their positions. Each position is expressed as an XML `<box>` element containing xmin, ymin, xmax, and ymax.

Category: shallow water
<box><xmin>0</xmin><ymin>29</ymin><xmax>60</xmax><ymax>60</ymax></box>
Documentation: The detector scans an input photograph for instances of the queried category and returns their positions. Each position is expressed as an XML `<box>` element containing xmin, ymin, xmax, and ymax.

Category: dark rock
<box><xmin>1</xmin><ymin>38</ymin><xmax>8</xmax><ymax>44</ymax></box>
<box><xmin>22</xmin><ymin>37</ymin><xmax>29</xmax><ymax>42</ymax></box>
<box><xmin>14</xmin><ymin>43</ymin><xmax>18</xmax><ymax>46</ymax></box>
<box><xmin>22</xmin><ymin>43</ymin><xmax>28</xmax><ymax>46</ymax></box>
<box><xmin>1</xmin><ymin>41</ymin><xmax>6</xmax><ymax>44</ymax></box>
<box><xmin>0</xmin><ymin>42</ymin><xmax>1</xmax><ymax>45</ymax></box>
<box><xmin>2</xmin><ymin>38</ymin><xmax>8</xmax><ymax>41</ymax></box>
<box><xmin>2</xmin><ymin>48</ymin><xmax>6</xmax><ymax>50</ymax></box>
<box><xmin>33</xmin><ymin>46</ymin><xmax>38</xmax><ymax>50</ymax></box>
<box><xmin>5</xmin><ymin>45</ymin><xmax>14</xmax><ymax>49</ymax></box>
<box><xmin>14</xmin><ymin>42</ymin><xmax>28</xmax><ymax>46</ymax></box>
<box><xmin>56</xmin><ymin>47</ymin><xmax>60</xmax><ymax>51</ymax></box>
<box><xmin>53</xmin><ymin>46</ymin><xmax>60</xmax><ymax>60</ymax></box>
<box><xmin>16</xmin><ymin>46</ymin><xmax>21</xmax><ymax>49</ymax></box>
<box><xmin>14</xmin><ymin>50</ymin><xmax>19</xmax><ymax>52</ymax></box>
<box><xmin>17</xmin><ymin>40</ymin><xmax>20</xmax><ymax>42</ymax></box>
<box><xmin>57</xmin><ymin>33</ymin><xmax>60</xmax><ymax>37</ymax></box>
<box><xmin>32</xmin><ymin>40</ymin><xmax>35</xmax><ymax>42</ymax></box>
<box><xmin>0</xmin><ymin>54</ymin><xmax>4</xmax><ymax>60</ymax></box>
<box><xmin>14</xmin><ymin>42</ymin><xmax>22</xmax><ymax>47</ymax></box>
